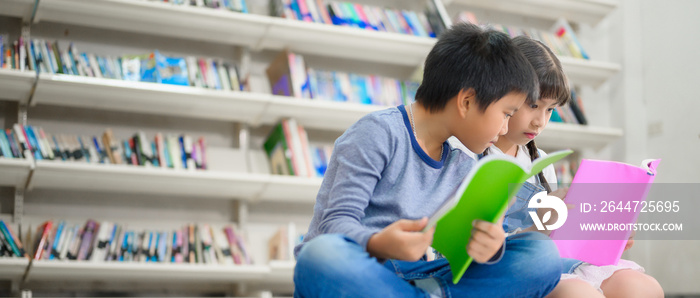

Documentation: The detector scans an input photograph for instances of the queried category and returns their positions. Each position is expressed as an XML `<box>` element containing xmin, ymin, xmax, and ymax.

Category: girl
<box><xmin>487</xmin><ymin>35</ymin><xmax>664</xmax><ymax>298</ymax></box>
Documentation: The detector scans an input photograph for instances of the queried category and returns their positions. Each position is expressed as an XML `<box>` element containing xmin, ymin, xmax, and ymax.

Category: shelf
<box><xmin>30</xmin><ymin>160</ymin><xmax>270</xmax><ymax>200</ymax></box>
<box><xmin>6</xmin><ymin>0</ymin><xmax>269</xmax><ymax>47</ymax></box>
<box><xmin>0</xmin><ymin>158</ymin><xmax>32</xmax><ymax>188</ymax></box>
<box><xmin>258</xmin><ymin>176</ymin><xmax>322</xmax><ymax>204</ymax></box>
<box><xmin>33</xmin><ymin>72</ymin><xmax>272</xmax><ymax>124</ymax></box>
<box><xmin>0</xmin><ymin>160</ymin><xmax>321</xmax><ymax>203</ymax></box>
<box><xmin>0</xmin><ymin>69</ymin><xmax>35</xmax><ymax>102</ymax></box>
<box><xmin>537</xmin><ymin>122</ymin><xmax>623</xmax><ymax>150</ymax></box>
<box><xmin>559</xmin><ymin>57</ymin><xmax>621</xmax><ymax>88</ymax></box>
<box><xmin>0</xmin><ymin>70</ymin><xmax>386</xmax><ymax>131</ymax></box>
<box><xmin>267</xmin><ymin>260</ymin><xmax>295</xmax><ymax>284</ymax></box>
<box><xmin>0</xmin><ymin>258</ymin><xmax>29</xmax><ymax>279</ymax></box>
<box><xmin>262</xmin><ymin>95</ymin><xmax>385</xmax><ymax>131</ymax></box>
<box><xmin>444</xmin><ymin>0</ymin><xmax>619</xmax><ymax>25</ymax></box>
<box><xmin>28</xmin><ymin>260</ymin><xmax>269</xmax><ymax>282</ymax></box>
<box><xmin>263</xmin><ymin>18</ymin><xmax>435</xmax><ymax>66</ymax></box>
<box><xmin>0</xmin><ymin>0</ymin><xmax>434</xmax><ymax>66</ymax></box>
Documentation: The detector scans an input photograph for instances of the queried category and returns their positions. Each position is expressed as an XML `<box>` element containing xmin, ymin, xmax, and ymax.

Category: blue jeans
<box><xmin>294</xmin><ymin>232</ymin><xmax>561</xmax><ymax>298</ymax></box>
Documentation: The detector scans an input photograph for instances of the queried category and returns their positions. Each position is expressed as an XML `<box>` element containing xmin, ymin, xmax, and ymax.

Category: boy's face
<box><xmin>455</xmin><ymin>92</ymin><xmax>526</xmax><ymax>154</ymax></box>
<box><xmin>504</xmin><ymin>98</ymin><xmax>558</xmax><ymax>146</ymax></box>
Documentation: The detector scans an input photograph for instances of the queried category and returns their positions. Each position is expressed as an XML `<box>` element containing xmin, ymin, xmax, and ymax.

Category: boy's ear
<box><xmin>457</xmin><ymin>88</ymin><xmax>477</xmax><ymax>117</ymax></box>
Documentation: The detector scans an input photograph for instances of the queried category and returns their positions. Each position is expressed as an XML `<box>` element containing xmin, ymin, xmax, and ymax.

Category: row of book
<box><xmin>263</xmin><ymin>119</ymin><xmax>333</xmax><ymax>178</ymax></box>
<box><xmin>266</xmin><ymin>50</ymin><xmax>419</xmax><ymax>106</ymax></box>
<box><xmin>551</xmin><ymin>91</ymin><xmax>588</xmax><ymax>125</ymax></box>
<box><xmin>145</xmin><ymin>0</ymin><xmax>249</xmax><ymax>13</ymax></box>
<box><xmin>456</xmin><ymin>12</ymin><xmax>590</xmax><ymax>60</ymax></box>
<box><xmin>270</xmin><ymin>0</ymin><xmax>445</xmax><ymax>38</ymax></box>
<box><xmin>0</xmin><ymin>220</ymin><xmax>24</xmax><ymax>258</ymax></box>
<box><xmin>0</xmin><ymin>37</ymin><xmax>248</xmax><ymax>91</ymax></box>
<box><xmin>0</xmin><ymin>219</ymin><xmax>254</xmax><ymax>266</ymax></box>
<box><xmin>268</xmin><ymin>222</ymin><xmax>304</xmax><ymax>262</ymax></box>
<box><xmin>0</xmin><ymin>125</ymin><xmax>207</xmax><ymax>170</ymax></box>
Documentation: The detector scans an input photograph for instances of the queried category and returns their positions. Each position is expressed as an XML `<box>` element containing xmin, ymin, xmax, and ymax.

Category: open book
<box><xmin>550</xmin><ymin>158</ymin><xmax>661</xmax><ymax>266</ymax></box>
<box><xmin>428</xmin><ymin>149</ymin><xmax>573</xmax><ymax>284</ymax></box>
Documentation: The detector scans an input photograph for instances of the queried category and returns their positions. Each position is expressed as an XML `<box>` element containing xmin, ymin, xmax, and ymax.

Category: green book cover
<box><xmin>263</xmin><ymin>122</ymin><xmax>295</xmax><ymax>176</ymax></box>
<box><xmin>428</xmin><ymin>149</ymin><xmax>573</xmax><ymax>284</ymax></box>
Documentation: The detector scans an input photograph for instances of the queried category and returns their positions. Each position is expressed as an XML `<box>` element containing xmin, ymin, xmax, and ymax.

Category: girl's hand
<box><xmin>468</xmin><ymin>219</ymin><xmax>506</xmax><ymax>263</ymax></box>
<box><xmin>367</xmin><ymin>217</ymin><xmax>435</xmax><ymax>261</ymax></box>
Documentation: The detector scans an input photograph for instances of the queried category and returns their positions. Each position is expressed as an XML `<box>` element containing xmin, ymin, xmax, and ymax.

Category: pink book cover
<box><xmin>550</xmin><ymin>159</ymin><xmax>661</xmax><ymax>266</ymax></box>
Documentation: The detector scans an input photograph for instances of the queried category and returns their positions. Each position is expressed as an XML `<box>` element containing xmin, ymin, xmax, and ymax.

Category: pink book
<box><xmin>550</xmin><ymin>159</ymin><xmax>661</xmax><ymax>266</ymax></box>
<box><xmin>296</xmin><ymin>0</ymin><xmax>313</xmax><ymax>22</ymax></box>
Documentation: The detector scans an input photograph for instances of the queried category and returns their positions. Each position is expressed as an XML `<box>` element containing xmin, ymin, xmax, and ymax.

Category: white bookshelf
<box><xmin>538</xmin><ymin>122</ymin><xmax>623</xmax><ymax>150</ymax></box>
<box><xmin>0</xmin><ymin>158</ymin><xmax>32</xmax><ymax>188</ymax></box>
<box><xmin>558</xmin><ymin>56</ymin><xmax>621</xmax><ymax>88</ymax></box>
<box><xmin>0</xmin><ymin>70</ymin><xmax>620</xmax><ymax>148</ymax></box>
<box><xmin>0</xmin><ymin>258</ymin><xmax>29</xmax><ymax>279</ymax></box>
<box><xmin>28</xmin><ymin>260</ymin><xmax>270</xmax><ymax>282</ymax></box>
<box><xmin>0</xmin><ymin>0</ymin><xmax>624</xmax><ymax>295</ymax></box>
<box><xmin>443</xmin><ymin>0</ymin><xmax>619</xmax><ymax>25</ymax></box>
<box><xmin>0</xmin><ymin>0</ymin><xmax>621</xmax><ymax>72</ymax></box>
<box><xmin>267</xmin><ymin>260</ymin><xmax>295</xmax><ymax>284</ymax></box>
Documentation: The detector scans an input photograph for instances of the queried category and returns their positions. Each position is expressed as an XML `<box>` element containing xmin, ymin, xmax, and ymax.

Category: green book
<box><xmin>263</xmin><ymin>122</ymin><xmax>295</xmax><ymax>176</ymax></box>
<box><xmin>427</xmin><ymin>149</ymin><xmax>573</xmax><ymax>284</ymax></box>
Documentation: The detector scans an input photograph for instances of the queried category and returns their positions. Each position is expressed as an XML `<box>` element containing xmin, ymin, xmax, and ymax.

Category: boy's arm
<box><xmin>317</xmin><ymin>115</ymin><xmax>393</xmax><ymax>251</ymax></box>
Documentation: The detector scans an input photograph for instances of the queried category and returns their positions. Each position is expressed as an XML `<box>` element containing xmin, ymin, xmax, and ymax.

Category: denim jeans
<box><xmin>294</xmin><ymin>232</ymin><xmax>561</xmax><ymax>298</ymax></box>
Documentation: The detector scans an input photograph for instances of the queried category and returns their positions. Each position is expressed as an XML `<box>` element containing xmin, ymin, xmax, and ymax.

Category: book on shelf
<box><xmin>271</xmin><ymin>0</ymin><xmax>443</xmax><ymax>38</ymax></box>
<box><xmin>452</xmin><ymin>12</ymin><xmax>589</xmax><ymax>60</ymax></box>
<box><xmin>142</xmin><ymin>0</ymin><xmax>249</xmax><ymax>13</ymax></box>
<box><xmin>1</xmin><ymin>125</ymin><xmax>209</xmax><ymax>171</ymax></box>
<box><xmin>12</xmin><ymin>219</ymin><xmax>255</xmax><ymax>265</ymax></box>
<box><xmin>267</xmin><ymin>49</ymin><xmax>418</xmax><ymax>106</ymax></box>
<box><xmin>0</xmin><ymin>220</ymin><xmax>26</xmax><ymax>258</ymax></box>
<box><xmin>268</xmin><ymin>222</ymin><xmax>304</xmax><ymax>262</ymax></box>
<box><xmin>263</xmin><ymin>119</ymin><xmax>333</xmax><ymax>178</ymax></box>
<box><xmin>0</xmin><ymin>37</ymin><xmax>248</xmax><ymax>92</ymax></box>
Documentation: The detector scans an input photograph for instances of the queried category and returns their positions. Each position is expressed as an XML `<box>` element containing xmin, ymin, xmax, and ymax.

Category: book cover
<box><xmin>263</xmin><ymin>122</ymin><xmax>294</xmax><ymax>175</ymax></box>
<box><xmin>550</xmin><ymin>159</ymin><xmax>661</xmax><ymax>266</ymax></box>
<box><xmin>429</xmin><ymin>149</ymin><xmax>573</xmax><ymax>284</ymax></box>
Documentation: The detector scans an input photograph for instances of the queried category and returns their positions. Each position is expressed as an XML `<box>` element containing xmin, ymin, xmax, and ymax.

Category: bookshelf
<box><xmin>0</xmin><ymin>69</ymin><xmax>619</xmax><ymax>149</ymax></box>
<box><xmin>0</xmin><ymin>258</ymin><xmax>29</xmax><ymax>279</ymax></box>
<box><xmin>0</xmin><ymin>160</ymin><xmax>324</xmax><ymax>203</ymax></box>
<box><xmin>0</xmin><ymin>158</ymin><xmax>32</xmax><ymax>188</ymax></box>
<box><xmin>0</xmin><ymin>0</ymin><xmax>623</xmax><ymax>296</ymax></box>
<box><xmin>442</xmin><ymin>0</ymin><xmax>619</xmax><ymax>25</ymax></box>
<box><xmin>28</xmin><ymin>261</ymin><xmax>269</xmax><ymax>282</ymax></box>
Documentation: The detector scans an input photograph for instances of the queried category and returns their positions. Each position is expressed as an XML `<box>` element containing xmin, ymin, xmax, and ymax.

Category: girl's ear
<box><xmin>458</xmin><ymin>88</ymin><xmax>477</xmax><ymax>118</ymax></box>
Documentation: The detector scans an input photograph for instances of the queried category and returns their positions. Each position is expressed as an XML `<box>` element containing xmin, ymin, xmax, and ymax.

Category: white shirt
<box><xmin>486</xmin><ymin>144</ymin><xmax>558</xmax><ymax>191</ymax></box>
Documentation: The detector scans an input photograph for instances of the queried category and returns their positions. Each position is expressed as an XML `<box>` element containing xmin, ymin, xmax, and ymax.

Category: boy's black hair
<box><xmin>512</xmin><ymin>35</ymin><xmax>571</xmax><ymax>106</ymax></box>
<box><xmin>416</xmin><ymin>23</ymin><xmax>539</xmax><ymax>113</ymax></box>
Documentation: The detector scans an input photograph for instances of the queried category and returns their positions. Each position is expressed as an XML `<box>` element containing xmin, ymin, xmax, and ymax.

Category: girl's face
<box><xmin>502</xmin><ymin>98</ymin><xmax>559</xmax><ymax>146</ymax></box>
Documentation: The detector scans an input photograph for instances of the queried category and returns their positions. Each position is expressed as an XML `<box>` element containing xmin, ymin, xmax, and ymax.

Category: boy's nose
<box><xmin>500</xmin><ymin>120</ymin><xmax>509</xmax><ymax>136</ymax></box>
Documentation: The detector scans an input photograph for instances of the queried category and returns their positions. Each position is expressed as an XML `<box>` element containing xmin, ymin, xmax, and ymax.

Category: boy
<box><xmin>294</xmin><ymin>23</ymin><xmax>562</xmax><ymax>297</ymax></box>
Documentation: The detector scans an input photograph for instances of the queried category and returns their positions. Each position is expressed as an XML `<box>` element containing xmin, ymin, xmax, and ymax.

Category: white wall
<box><xmin>622</xmin><ymin>0</ymin><xmax>700</xmax><ymax>295</ymax></box>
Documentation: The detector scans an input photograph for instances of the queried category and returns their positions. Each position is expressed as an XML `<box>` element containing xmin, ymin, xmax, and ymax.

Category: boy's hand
<box><xmin>367</xmin><ymin>217</ymin><xmax>435</xmax><ymax>261</ymax></box>
<box><xmin>468</xmin><ymin>219</ymin><xmax>505</xmax><ymax>263</ymax></box>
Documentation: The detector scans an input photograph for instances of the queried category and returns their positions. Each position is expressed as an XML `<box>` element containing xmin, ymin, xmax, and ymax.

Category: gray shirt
<box><xmin>295</xmin><ymin>105</ymin><xmax>475</xmax><ymax>257</ymax></box>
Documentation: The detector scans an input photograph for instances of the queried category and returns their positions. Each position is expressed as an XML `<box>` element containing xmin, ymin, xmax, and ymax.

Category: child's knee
<box><xmin>509</xmin><ymin>232</ymin><xmax>561</xmax><ymax>286</ymax></box>
<box><xmin>296</xmin><ymin>234</ymin><xmax>349</xmax><ymax>271</ymax></box>
<box><xmin>546</xmin><ymin>279</ymin><xmax>604</xmax><ymax>298</ymax></box>
<box><xmin>601</xmin><ymin>270</ymin><xmax>664</xmax><ymax>298</ymax></box>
